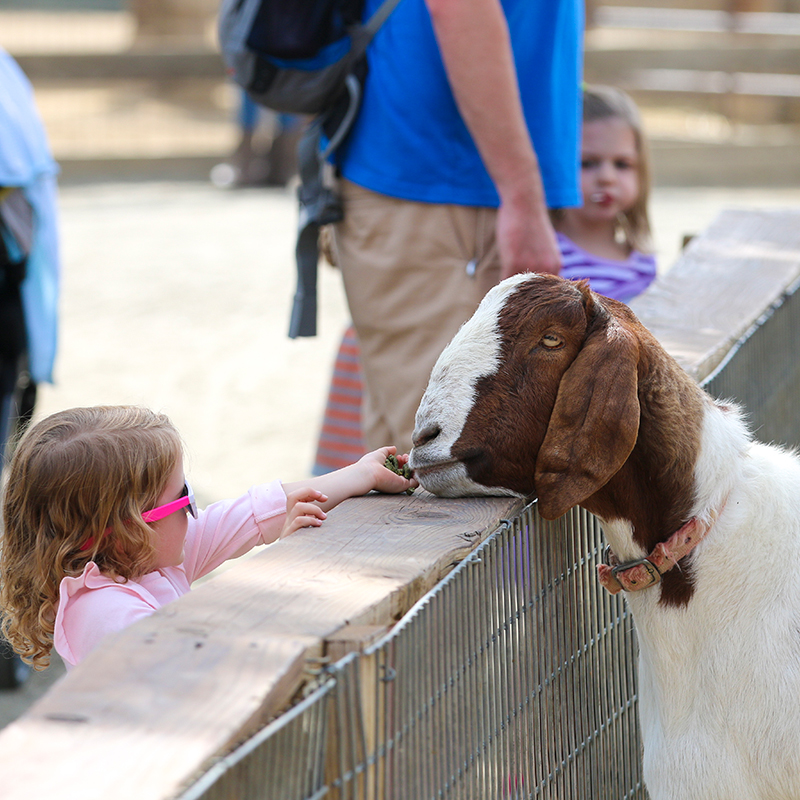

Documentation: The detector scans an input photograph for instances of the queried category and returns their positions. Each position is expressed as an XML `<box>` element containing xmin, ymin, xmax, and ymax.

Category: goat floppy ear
<box><xmin>534</xmin><ymin>290</ymin><xmax>640</xmax><ymax>520</ymax></box>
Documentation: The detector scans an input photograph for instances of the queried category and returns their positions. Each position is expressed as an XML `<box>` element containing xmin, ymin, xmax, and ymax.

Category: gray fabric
<box><xmin>219</xmin><ymin>0</ymin><xmax>402</xmax><ymax>115</ymax></box>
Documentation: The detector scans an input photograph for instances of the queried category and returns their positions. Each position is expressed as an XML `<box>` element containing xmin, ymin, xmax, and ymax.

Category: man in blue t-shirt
<box><xmin>329</xmin><ymin>0</ymin><xmax>584</xmax><ymax>453</ymax></box>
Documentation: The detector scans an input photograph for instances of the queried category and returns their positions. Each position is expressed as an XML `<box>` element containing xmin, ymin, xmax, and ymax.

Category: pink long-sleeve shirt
<box><xmin>54</xmin><ymin>480</ymin><xmax>288</xmax><ymax>669</ymax></box>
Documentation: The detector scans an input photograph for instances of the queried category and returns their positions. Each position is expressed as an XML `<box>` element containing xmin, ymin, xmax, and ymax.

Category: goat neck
<box><xmin>579</xmin><ymin>302</ymin><xmax>709</xmax><ymax>607</ymax></box>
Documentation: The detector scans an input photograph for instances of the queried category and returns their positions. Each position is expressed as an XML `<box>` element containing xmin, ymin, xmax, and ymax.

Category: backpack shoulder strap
<box><xmin>349</xmin><ymin>0</ymin><xmax>403</xmax><ymax>58</ymax></box>
<box><xmin>289</xmin><ymin>0</ymin><xmax>403</xmax><ymax>338</ymax></box>
<box><xmin>363</xmin><ymin>0</ymin><xmax>403</xmax><ymax>38</ymax></box>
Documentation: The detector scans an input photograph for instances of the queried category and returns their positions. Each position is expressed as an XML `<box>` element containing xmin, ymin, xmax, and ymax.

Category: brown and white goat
<box><xmin>410</xmin><ymin>273</ymin><xmax>800</xmax><ymax>800</ymax></box>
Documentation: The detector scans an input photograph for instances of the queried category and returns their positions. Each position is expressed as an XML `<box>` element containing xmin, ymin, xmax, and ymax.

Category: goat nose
<box><xmin>412</xmin><ymin>424</ymin><xmax>441</xmax><ymax>448</ymax></box>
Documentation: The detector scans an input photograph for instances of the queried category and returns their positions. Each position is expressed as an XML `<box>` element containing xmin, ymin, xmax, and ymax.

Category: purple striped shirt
<box><xmin>557</xmin><ymin>233</ymin><xmax>657</xmax><ymax>303</ymax></box>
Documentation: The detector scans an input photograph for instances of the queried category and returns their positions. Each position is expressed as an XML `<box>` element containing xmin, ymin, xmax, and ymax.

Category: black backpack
<box><xmin>218</xmin><ymin>0</ymin><xmax>402</xmax><ymax>337</ymax></box>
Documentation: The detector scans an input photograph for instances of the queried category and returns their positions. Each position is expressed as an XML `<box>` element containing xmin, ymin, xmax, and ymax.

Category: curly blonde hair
<box><xmin>0</xmin><ymin>406</ymin><xmax>183</xmax><ymax>670</ymax></box>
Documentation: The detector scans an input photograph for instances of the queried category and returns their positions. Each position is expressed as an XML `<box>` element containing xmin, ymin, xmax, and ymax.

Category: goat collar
<box><xmin>597</xmin><ymin>501</ymin><xmax>727</xmax><ymax>594</ymax></box>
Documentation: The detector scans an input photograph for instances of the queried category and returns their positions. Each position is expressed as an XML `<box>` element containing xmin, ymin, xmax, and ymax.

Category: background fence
<box><xmin>3</xmin><ymin>1</ymin><xmax>800</xmax><ymax>184</ymax></box>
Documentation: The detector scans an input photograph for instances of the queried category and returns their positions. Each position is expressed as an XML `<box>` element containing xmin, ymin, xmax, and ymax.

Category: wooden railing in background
<box><xmin>2</xmin><ymin>2</ymin><xmax>800</xmax><ymax>184</ymax></box>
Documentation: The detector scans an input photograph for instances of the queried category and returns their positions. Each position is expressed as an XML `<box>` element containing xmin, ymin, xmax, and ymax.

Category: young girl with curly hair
<box><xmin>0</xmin><ymin>405</ymin><xmax>415</xmax><ymax>670</ymax></box>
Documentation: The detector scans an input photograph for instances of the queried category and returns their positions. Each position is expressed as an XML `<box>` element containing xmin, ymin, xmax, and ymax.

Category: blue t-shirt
<box><xmin>338</xmin><ymin>0</ymin><xmax>584</xmax><ymax>209</ymax></box>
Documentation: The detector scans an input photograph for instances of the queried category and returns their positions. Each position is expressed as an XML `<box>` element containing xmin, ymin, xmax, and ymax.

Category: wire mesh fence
<box><xmin>179</xmin><ymin>502</ymin><xmax>645</xmax><ymax>800</ymax></box>
<box><xmin>179</xmin><ymin>680</ymin><xmax>333</xmax><ymax>800</ymax></box>
<box><xmin>347</xmin><ymin>504</ymin><xmax>643</xmax><ymax>800</ymax></box>
<box><xmin>701</xmin><ymin>274</ymin><xmax>800</xmax><ymax>449</ymax></box>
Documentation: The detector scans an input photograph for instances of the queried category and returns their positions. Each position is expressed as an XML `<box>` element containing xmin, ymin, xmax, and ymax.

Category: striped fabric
<box><xmin>557</xmin><ymin>233</ymin><xmax>657</xmax><ymax>303</ymax></box>
<box><xmin>312</xmin><ymin>325</ymin><xmax>366</xmax><ymax>475</ymax></box>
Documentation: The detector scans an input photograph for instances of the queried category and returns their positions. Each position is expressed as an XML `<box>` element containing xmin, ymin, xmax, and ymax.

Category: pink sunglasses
<box><xmin>141</xmin><ymin>482</ymin><xmax>198</xmax><ymax>523</ymax></box>
<box><xmin>79</xmin><ymin>482</ymin><xmax>197</xmax><ymax>552</ymax></box>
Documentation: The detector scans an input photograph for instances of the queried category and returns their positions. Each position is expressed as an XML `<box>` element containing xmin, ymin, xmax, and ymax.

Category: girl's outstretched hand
<box><xmin>360</xmin><ymin>446</ymin><xmax>419</xmax><ymax>495</ymax></box>
<box><xmin>280</xmin><ymin>487</ymin><xmax>329</xmax><ymax>538</ymax></box>
<box><xmin>280</xmin><ymin>447</ymin><xmax>418</xmax><ymax>522</ymax></box>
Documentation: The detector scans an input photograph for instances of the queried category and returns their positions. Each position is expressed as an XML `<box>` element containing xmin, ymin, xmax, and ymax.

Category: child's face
<box><xmin>579</xmin><ymin>117</ymin><xmax>640</xmax><ymax>222</ymax></box>
<box><xmin>149</xmin><ymin>458</ymin><xmax>190</xmax><ymax>570</ymax></box>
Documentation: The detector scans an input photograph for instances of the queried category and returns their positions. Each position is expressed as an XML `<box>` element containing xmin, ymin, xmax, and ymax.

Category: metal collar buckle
<box><xmin>601</xmin><ymin>545</ymin><xmax>663</xmax><ymax>593</ymax></box>
<box><xmin>612</xmin><ymin>557</ymin><xmax>662</xmax><ymax>591</ymax></box>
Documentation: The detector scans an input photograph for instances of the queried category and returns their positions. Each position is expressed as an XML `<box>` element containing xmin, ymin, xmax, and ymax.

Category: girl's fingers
<box><xmin>288</xmin><ymin>488</ymin><xmax>328</xmax><ymax>504</ymax></box>
<box><xmin>294</xmin><ymin>515</ymin><xmax>324</xmax><ymax>528</ymax></box>
<box><xmin>293</xmin><ymin>503</ymin><xmax>326</xmax><ymax>520</ymax></box>
<box><xmin>281</xmin><ymin>513</ymin><xmax>325</xmax><ymax>539</ymax></box>
<box><xmin>368</xmin><ymin>446</ymin><xmax>396</xmax><ymax>462</ymax></box>
<box><xmin>375</xmin><ymin>471</ymin><xmax>419</xmax><ymax>494</ymax></box>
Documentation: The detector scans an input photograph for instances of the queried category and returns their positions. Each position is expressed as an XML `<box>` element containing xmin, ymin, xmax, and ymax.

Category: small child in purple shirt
<box><xmin>552</xmin><ymin>85</ymin><xmax>657</xmax><ymax>303</ymax></box>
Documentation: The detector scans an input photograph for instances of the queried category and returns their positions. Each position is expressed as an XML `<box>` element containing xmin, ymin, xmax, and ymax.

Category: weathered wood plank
<box><xmin>0</xmin><ymin>491</ymin><xmax>521</xmax><ymax>800</ymax></box>
<box><xmin>592</xmin><ymin>6</ymin><xmax>800</xmax><ymax>36</ymax></box>
<box><xmin>630</xmin><ymin>207</ymin><xmax>800</xmax><ymax>381</ymax></box>
<box><xmin>586</xmin><ymin>47</ymin><xmax>800</xmax><ymax>77</ymax></box>
<box><xmin>14</xmin><ymin>51</ymin><xmax>225</xmax><ymax>81</ymax></box>
<box><xmin>326</xmin><ymin>624</ymin><xmax>390</xmax><ymax>662</ymax></box>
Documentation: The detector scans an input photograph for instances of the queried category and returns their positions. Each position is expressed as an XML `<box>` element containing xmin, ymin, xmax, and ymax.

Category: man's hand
<box><xmin>496</xmin><ymin>198</ymin><xmax>561</xmax><ymax>280</ymax></box>
<box><xmin>425</xmin><ymin>0</ymin><xmax>562</xmax><ymax>282</ymax></box>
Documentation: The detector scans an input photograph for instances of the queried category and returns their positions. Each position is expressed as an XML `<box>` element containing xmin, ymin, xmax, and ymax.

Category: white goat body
<box><xmin>410</xmin><ymin>273</ymin><xmax>800</xmax><ymax>800</ymax></box>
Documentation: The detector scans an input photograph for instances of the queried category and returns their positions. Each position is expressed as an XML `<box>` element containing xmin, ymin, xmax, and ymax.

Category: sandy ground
<box><xmin>3</xmin><ymin>178</ymin><xmax>800</xmax><ymax>727</ymax></box>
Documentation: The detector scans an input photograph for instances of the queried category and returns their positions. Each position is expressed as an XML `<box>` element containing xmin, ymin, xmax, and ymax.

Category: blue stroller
<box><xmin>0</xmin><ymin>49</ymin><xmax>60</xmax><ymax>689</ymax></box>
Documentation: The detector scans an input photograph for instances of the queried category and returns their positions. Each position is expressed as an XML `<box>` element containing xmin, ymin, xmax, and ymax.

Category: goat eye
<box><xmin>541</xmin><ymin>333</ymin><xmax>564</xmax><ymax>349</ymax></box>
